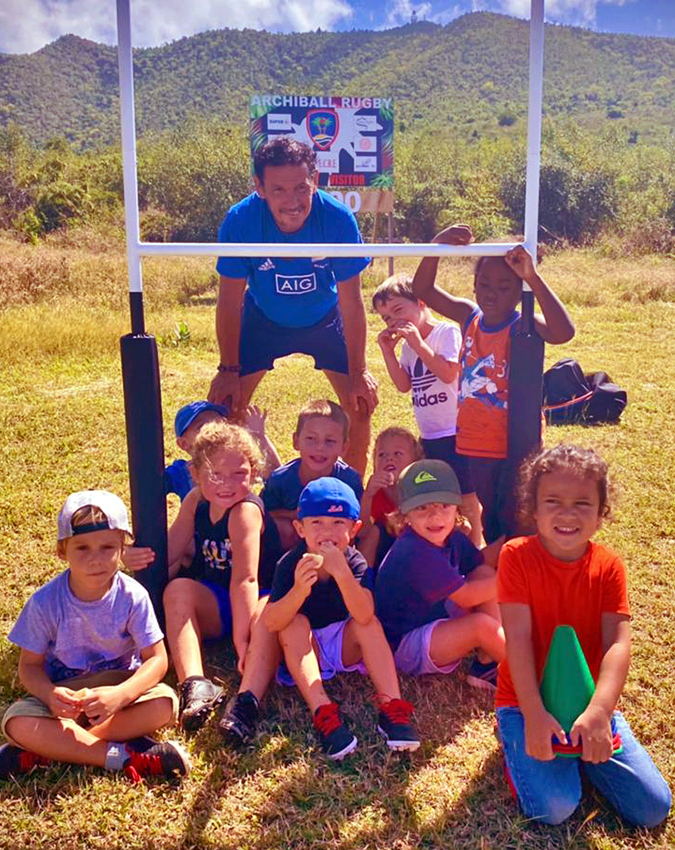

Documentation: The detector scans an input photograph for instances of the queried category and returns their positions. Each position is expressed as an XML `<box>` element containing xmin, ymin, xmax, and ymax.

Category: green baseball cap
<box><xmin>398</xmin><ymin>459</ymin><xmax>462</xmax><ymax>513</ymax></box>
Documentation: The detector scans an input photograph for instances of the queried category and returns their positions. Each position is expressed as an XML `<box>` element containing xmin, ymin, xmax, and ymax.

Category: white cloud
<box><xmin>493</xmin><ymin>0</ymin><xmax>637</xmax><ymax>28</ymax></box>
<box><xmin>0</xmin><ymin>0</ymin><xmax>355</xmax><ymax>54</ymax></box>
<box><xmin>383</xmin><ymin>0</ymin><xmax>433</xmax><ymax>28</ymax></box>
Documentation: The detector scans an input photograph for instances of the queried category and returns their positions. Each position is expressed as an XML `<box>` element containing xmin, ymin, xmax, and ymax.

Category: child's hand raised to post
<box><xmin>524</xmin><ymin>707</ymin><xmax>567</xmax><ymax>761</ymax></box>
<box><xmin>432</xmin><ymin>223</ymin><xmax>474</xmax><ymax>246</ymax></box>
<box><xmin>293</xmin><ymin>553</ymin><xmax>322</xmax><ymax>599</ymax></box>
<box><xmin>504</xmin><ymin>245</ymin><xmax>537</xmax><ymax>283</ymax></box>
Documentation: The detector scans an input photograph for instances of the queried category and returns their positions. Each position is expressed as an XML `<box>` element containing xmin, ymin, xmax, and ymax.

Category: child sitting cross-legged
<box><xmin>263</xmin><ymin>477</ymin><xmax>420</xmax><ymax>760</ymax></box>
<box><xmin>261</xmin><ymin>400</ymin><xmax>363</xmax><ymax>552</ymax></box>
<box><xmin>1</xmin><ymin>491</ymin><xmax>188</xmax><ymax>783</ymax></box>
<box><xmin>375</xmin><ymin>460</ymin><xmax>505</xmax><ymax>690</ymax></box>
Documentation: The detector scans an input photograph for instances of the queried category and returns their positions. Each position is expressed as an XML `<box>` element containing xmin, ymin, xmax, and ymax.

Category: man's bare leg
<box><xmin>324</xmin><ymin>369</ymin><xmax>371</xmax><ymax>477</ymax></box>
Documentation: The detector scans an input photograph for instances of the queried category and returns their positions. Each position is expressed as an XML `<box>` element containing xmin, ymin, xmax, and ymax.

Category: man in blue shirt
<box><xmin>208</xmin><ymin>137</ymin><xmax>378</xmax><ymax>475</ymax></box>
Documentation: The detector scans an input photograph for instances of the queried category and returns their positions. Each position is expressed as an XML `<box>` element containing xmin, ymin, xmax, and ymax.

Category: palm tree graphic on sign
<box><xmin>307</xmin><ymin>109</ymin><xmax>339</xmax><ymax>150</ymax></box>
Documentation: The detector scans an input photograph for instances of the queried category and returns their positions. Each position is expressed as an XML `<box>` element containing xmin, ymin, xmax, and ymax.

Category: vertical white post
<box><xmin>116</xmin><ymin>0</ymin><xmax>144</xmax><ymax>331</ymax></box>
<box><xmin>524</xmin><ymin>0</ymin><xmax>545</xmax><ymax>272</ymax></box>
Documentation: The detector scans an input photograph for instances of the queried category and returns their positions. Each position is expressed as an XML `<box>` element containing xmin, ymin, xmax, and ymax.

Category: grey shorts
<box><xmin>394</xmin><ymin>618</ymin><xmax>464</xmax><ymax>677</ymax></box>
<box><xmin>276</xmin><ymin>618</ymin><xmax>367</xmax><ymax>686</ymax></box>
<box><xmin>1</xmin><ymin>670</ymin><xmax>178</xmax><ymax>747</ymax></box>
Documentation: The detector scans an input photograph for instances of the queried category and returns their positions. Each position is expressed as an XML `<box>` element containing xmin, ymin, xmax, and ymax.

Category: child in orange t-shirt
<box><xmin>496</xmin><ymin>444</ymin><xmax>671</xmax><ymax>827</ymax></box>
<box><xmin>412</xmin><ymin>226</ymin><xmax>575</xmax><ymax>544</ymax></box>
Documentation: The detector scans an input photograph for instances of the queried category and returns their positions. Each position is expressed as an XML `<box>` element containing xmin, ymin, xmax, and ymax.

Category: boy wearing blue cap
<box><xmin>262</xmin><ymin>477</ymin><xmax>420</xmax><ymax>760</ymax></box>
<box><xmin>165</xmin><ymin>401</ymin><xmax>230</xmax><ymax>501</ymax></box>
<box><xmin>166</xmin><ymin>401</ymin><xmax>280</xmax><ymax>502</ymax></box>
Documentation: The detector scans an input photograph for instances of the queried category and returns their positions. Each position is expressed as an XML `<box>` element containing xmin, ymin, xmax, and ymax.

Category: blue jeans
<box><xmin>497</xmin><ymin>707</ymin><xmax>671</xmax><ymax>827</ymax></box>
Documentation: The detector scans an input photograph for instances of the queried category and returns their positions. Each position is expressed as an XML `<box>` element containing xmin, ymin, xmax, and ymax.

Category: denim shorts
<box><xmin>240</xmin><ymin>297</ymin><xmax>348</xmax><ymax>376</ymax></box>
<box><xmin>276</xmin><ymin>618</ymin><xmax>367</xmax><ymax>686</ymax></box>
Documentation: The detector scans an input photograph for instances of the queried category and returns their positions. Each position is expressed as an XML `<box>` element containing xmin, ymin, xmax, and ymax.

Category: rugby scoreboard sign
<box><xmin>250</xmin><ymin>94</ymin><xmax>394</xmax><ymax>214</ymax></box>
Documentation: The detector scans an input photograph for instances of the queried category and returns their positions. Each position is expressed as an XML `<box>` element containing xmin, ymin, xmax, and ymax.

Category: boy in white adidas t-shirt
<box><xmin>373</xmin><ymin>274</ymin><xmax>482</xmax><ymax>545</ymax></box>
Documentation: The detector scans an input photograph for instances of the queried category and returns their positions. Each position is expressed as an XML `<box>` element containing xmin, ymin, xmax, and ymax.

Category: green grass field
<box><xmin>0</xmin><ymin>234</ymin><xmax>674</xmax><ymax>849</ymax></box>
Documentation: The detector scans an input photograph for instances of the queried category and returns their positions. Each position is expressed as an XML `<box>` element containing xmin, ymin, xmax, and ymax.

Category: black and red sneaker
<box><xmin>0</xmin><ymin>743</ymin><xmax>50</xmax><ymax>779</ymax></box>
<box><xmin>313</xmin><ymin>702</ymin><xmax>357</xmax><ymax>761</ymax></box>
<box><xmin>377</xmin><ymin>699</ymin><xmax>421</xmax><ymax>752</ymax></box>
<box><xmin>122</xmin><ymin>740</ymin><xmax>190</xmax><ymax>783</ymax></box>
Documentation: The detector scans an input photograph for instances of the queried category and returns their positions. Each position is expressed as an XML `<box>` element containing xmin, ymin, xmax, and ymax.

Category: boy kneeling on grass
<box><xmin>1</xmin><ymin>492</ymin><xmax>189</xmax><ymax>784</ymax></box>
<box><xmin>263</xmin><ymin>477</ymin><xmax>420</xmax><ymax>759</ymax></box>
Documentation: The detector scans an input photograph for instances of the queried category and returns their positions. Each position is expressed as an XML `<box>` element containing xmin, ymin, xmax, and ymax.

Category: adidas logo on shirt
<box><xmin>258</xmin><ymin>258</ymin><xmax>275</xmax><ymax>271</ymax></box>
<box><xmin>410</xmin><ymin>357</ymin><xmax>449</xmax><ymax>407</ymax></box>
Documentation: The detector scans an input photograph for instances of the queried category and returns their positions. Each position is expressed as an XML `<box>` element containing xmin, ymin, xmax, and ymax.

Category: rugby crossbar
<box><xmin>136</xmin><ymin>242</ymin><xmax>521</xmax><ymax>258</ymax></box>
<box><xmin>115</xmin><ymin>0</ymin><xmax>546</xmax><ymax>612</ymax></box>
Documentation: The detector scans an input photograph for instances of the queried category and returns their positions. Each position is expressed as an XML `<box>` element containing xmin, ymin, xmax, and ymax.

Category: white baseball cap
<box><xmin>57</xmin><ymin>490</ymin><xmax>132</xmax><ymax>540</ymax></box>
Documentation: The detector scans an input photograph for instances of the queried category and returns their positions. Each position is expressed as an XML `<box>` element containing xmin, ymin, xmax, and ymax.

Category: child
<box><xmin>132</xmin><ymin>421</ymin><xmax>282</xmax><ymax>734</ymax></box>
<box><xmin>165</xmin><ymin>401</ymin><xmax>279</xmax><ymax>502</ymax></box>
<box><xmin>1</xmin><ymin>491</ymin><xmax>188</xmax><ymax>783</ymax></box>
<box><xmin>412</xmin><ymin>225</ymin><xmax>575</xmax><ymax>544</ymax></box>
<box><xmin>261</xmin><ymin>400</ymin><xmax>363</xmax><ymax>552</ymax></box>
<box><xmin>358</xmin><ymin>426</ymin><xmax>422</xmax><ymax>569</ymax></box>
<box><xmin>263</xmin><ymin>477</ymin><xmax>420</xmax><ymax>759</ymax></box>
<box><xmin>373</xmin><ymin>273</ymin><xmax>482</xmax><ymax>546</ymax></box>
<box><xmin>375</xmin><ymin>460</ymin><xmax>505</xmax><ymax>689</ymax></box>
<box><xmin>496</xmin><ymin>444</ymin><xmax>671</xmax><ymax>827</ymax></box>
<box><xmin>165</xmin><ymin>400</ymin><xmax>230</xmax><ymax>501</ymax></box>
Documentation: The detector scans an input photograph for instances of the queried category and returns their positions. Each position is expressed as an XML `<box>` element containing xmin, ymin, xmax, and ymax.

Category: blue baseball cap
<box><xmin>298</xmin><ymin>477</ymin><xmax>361</xmax><ymax>521</ymax></box>
<box><xmin>174</xmin><ymin>401</ymin><xmax>229</xmax><ymax>437</ymax></box>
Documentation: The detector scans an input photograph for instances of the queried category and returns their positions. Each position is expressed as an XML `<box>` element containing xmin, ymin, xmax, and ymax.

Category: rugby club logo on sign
<box><xmin>275</xmin><ymin>273</ymin><xmax>317</xmax><ymax>294</ymax></box>
<box><xmin>306</xmin><ymin>109</ymin><xmax>340</xmax><ymax>150</ymax></box>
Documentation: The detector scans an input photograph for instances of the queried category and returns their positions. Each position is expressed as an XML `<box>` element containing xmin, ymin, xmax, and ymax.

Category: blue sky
<box><xmin>1</xmin><ymin>0</ymin><xmax>674</xmax><ymax>55</ymax></box>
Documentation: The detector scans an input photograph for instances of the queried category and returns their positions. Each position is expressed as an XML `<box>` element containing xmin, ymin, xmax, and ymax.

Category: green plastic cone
<box><xmin>540</xmin><ymin>625</ymin><xmax>595</xmax><ymax>733</ymax></box>
<box><xmin>540</xmin><ymin>624</ymin><xmax>623</xmax><ymax>758</ymax></box>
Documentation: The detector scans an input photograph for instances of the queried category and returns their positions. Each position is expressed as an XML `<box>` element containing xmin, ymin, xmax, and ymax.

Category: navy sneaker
<box><xmin>377</xmin><ymin>698</ymin><xmax>421</xmax><ymax>752</ymax></box>
<box><xmin>178</xmin><ymin>676</ymin><xmax>224</xmax><ymax>732</ymax></box>
<box><xmin>313</xmin><ymin>702</ymin><xmax>357</xmax><ymax>760</ymax></box>
<box><xmin>218</xmin><ymin>690</ymin><xmax>260</xmax><ymax>746</ymax></box>
<box><xmin>123</xmin><ymin>740</ymin><xmax>190</xmax><ymax>783</ymax></box>
<box><xmin>466</xmin><ymin>659</ymin><xmax>498</xmax><ymax>691</ymax></box>
<box><xmin>0</xmin><ymin>743</ymin><xmax>50</xmax><ymax>779</ymax></box>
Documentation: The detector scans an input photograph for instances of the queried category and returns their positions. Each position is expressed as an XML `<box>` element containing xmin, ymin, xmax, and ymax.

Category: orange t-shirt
<box><xmin>456</xmin><ymin>309</ymin><xmax>519</xmax><ymax>459</ymax></box>
<box><xmin>495</xmin><ymin>535</ymin><xmax>630</xmax><ymax>709</ymax></box>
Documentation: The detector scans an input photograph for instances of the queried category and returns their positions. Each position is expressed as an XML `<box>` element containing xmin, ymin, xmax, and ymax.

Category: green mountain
<box><xmin>1</xmin><ymin>12</ymin><xmax>674</xmax><ymax>148</ymax></box>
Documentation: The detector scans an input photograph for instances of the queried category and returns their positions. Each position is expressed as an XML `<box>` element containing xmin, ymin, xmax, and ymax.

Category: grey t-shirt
<box><xmin>8</xmin><ymin>570</ymin><xmax>164</xmax><ymax>683</ymax></box>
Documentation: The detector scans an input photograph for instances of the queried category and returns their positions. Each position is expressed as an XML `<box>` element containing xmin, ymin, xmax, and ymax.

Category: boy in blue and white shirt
<box><xmin>1</xmin><ymin>491</ymin><xmax>188</xmax><ymax>783</ymax></box>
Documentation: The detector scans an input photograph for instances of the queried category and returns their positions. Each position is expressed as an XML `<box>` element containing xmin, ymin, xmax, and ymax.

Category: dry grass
<box><xmin>0</xmin><ymin>234</ymin><xmax>674</xmax><ymax>849</ymax></box>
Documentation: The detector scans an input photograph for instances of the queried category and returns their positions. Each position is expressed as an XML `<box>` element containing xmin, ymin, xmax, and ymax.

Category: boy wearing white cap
<box><xmin>263</xmin><ymin>477</ymin><xmax>420</xmax><ymax>760</ymax></box>
<box><xmin>0</xmin><ymin>491</ymin><xmax>189</xmax><ymax>783</ymax></box>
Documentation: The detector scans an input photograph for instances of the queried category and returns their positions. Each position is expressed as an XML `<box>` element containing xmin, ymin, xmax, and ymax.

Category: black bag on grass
<box><xmin>543</xmin><ymin>358</ymin><xmax>627</xmax><ymax>424</ymax></box>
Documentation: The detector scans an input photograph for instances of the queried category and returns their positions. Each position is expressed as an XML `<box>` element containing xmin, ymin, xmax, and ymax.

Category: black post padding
<box><xmin>120</xmin><ymin>332</ymin><xmax>168</xmax><ymax>624</ymax></box>
<box><xmin>506</xmin><ymin>289</ymin><xmax>545</xmax><ymax>534</ymax></box>
<box><xmin>129</xmin><ymin>290</ymin><xmax>145</xmax><ymax>335</ymax></box>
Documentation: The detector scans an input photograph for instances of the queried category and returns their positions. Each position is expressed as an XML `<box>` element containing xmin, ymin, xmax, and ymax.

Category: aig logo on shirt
<box><xmin>275</xmin><ymin>273</ymin><xmax>317</xmax><ymax>295</ymax></box>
